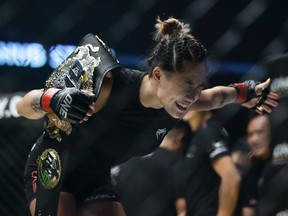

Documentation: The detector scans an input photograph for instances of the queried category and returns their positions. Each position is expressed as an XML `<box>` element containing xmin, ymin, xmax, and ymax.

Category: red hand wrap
<box><xmin>41</xmin><ymin>88</ymin><xmax>60</xmax><ymax>113</ymax></box>
<box><xmin>232</xmin><ymin>83</ymin><xmax>248</xmax><ymax>104</ymax></box>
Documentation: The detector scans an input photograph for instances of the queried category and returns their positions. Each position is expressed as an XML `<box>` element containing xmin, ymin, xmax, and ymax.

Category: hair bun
<box><xmin>154</xmin><ymin>17</ymin><xmax>191</xmax><ymax>41</ymax></box>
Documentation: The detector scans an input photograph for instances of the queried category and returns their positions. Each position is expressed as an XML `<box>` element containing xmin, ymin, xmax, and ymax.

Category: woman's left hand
<box><xmin>242</xmin><ymin>78</ymin><xmax>279</xmax><ymax>113</ymax></box>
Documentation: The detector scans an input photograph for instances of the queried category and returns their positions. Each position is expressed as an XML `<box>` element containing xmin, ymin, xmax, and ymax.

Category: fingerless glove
<box><xmin>229</xmin><ymin>80</ymin><xmax>260</xmax><ymax>104</ymax></box>
<box><xmin>41</xmin><ymin>88</ymin><xmax>94</xmax><ymax>124</ymax></box>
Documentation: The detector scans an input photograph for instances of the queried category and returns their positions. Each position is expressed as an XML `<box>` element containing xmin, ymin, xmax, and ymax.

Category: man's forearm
<box><xmin>217</xmin><ymin>178</ymin><xmax>240</xmax><ymax>216</ymax></box>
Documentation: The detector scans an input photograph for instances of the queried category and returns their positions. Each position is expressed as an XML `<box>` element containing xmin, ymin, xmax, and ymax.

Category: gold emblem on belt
<box><xmin>38</xmin><ymin>148</ymin><xmax>62</xmax><ymax>189</ymax></box>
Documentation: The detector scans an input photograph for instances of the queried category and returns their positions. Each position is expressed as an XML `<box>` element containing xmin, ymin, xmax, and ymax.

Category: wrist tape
<box><xmin>229</xmin><ymin>83</ymin><xmax>248</xmax><ymax>104</ymax></box>
<box><xmin>40</xmin><ymin>88</ymin><xmax>60</xmax><ymax>113</ymax></box>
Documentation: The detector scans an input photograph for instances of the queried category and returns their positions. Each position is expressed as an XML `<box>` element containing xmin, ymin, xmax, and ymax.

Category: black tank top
<box><xmin>57</xmin><ymin>68</ymin><xmax>178</xmax><ymax>168</ymax></box>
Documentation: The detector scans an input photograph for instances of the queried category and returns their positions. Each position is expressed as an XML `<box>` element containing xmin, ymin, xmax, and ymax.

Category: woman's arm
<box><xmin>17</xmin><ymin>87</ymin><xmax>96</xmax><ymax>123</ymax></box>
<box><xmin>17</xmin><ymin>89</ymin><xmax>46</xmax><ymax>120</ymax></box>
<box><xmin>190</xmin><ymin>78</ymin><xmax>279</xmax><ymax>112</ymax></box>
<box><xmin>17</xmin><ymin>74</ymin><xmax>113</xmax><ymax>122</ymax></box>
<box><xmin>190</xmin><ymin>85</ymin><xmax>237</xmax><ymax>111</ymax></box>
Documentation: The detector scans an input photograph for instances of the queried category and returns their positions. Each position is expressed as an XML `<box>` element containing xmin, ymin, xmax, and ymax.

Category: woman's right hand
<box><xmin>41</xmin><ymin>88</ymin><xmax>95</xmax><ymax>124</ymax></box>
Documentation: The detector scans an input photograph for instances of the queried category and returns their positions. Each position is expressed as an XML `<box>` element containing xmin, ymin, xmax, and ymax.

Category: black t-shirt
<box><xmin>113</xmin><ymin>148</ymin><xmax>190</xmax><ymax>216</ymax></box>
<box><xmin>183</xmin><ymin>118</ymin><xmax>230</xmax><ymax>215</ymax></box>
<box><xmin>38</xmin><ymin>68</ymin><xmax>178</xmax><ymax>198</ymax></box>
<box><xmin>256</xmin><ymin>142</ymin><xmax>288</xmax><ymax>215</ymax></box>
<box><xmin>69</xmin><ymin>68</ymin><xmax>178</xmax><ymax>163</ymax></box>
<box><xmin>238</xmin><ymin>142</ymin><xmax>288</xmax><ymax>216</ymax></box>
<box><xmin>236</xmin><ymin>158</ymin><xmax>268</xmax><ymax>212</ymax></box>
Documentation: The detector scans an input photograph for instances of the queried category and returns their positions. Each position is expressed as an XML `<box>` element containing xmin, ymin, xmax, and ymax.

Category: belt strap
<box><xmin>35</xmin><ymin>33</ymin><xmax>120</xmax><ymax>216</ymax></box>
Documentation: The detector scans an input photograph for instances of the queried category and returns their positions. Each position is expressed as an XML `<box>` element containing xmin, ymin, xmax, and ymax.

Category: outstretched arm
<box><xmin>190</xmin><ymin>85</ymin><xmax>237</xmax><ymax>110</ymax></box>
<box><xmin>190</xmin><ymin>78</ymin><xmax>279</xmax><ymax>113</ymax></box>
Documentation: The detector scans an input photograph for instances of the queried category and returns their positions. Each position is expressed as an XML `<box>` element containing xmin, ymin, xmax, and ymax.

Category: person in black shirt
<box><xmin>17</xmin><ymin>16</ymin><xmax>278</xmax><ymax>216</ymax></box>
<box><xmin>113</xmin><ymin>121</ymin><xmax>191</xmax><ymax>216</ymax></box>
<box><xmin>239</xmin><ymin>114</ymin><xmax>272</xmax><ymax>216</ymax></box>
<box><xmin>240</xmin><ymin>113</ymin><xmax>288</xmax><ymax>216</ymax></box>
<box><xmin>231</xmin><ymin>137</ymin><xmax>252</xmax><ymax>216</ymax></box>
<box><xmin>231</xmin><ymin>137</ymin><xmax>251</xmax><ymax>179</ymax></box>
<box><xmin>182</xmin><ymin>110</ymin><xmax>241</xmax><ymax>216</ymax></box>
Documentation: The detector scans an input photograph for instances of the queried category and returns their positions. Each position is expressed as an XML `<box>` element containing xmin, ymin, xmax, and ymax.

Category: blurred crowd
<box><xmin>112</xmin><ymin>109</ymin><xmax>288</xmax><ymax>216</ymax></box>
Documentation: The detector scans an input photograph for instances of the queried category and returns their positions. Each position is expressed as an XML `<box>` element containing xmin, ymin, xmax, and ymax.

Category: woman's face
<box><xmin>156</xmin><ymin>61</ymin><xmax>207</xmax><ymax>119</ymax></box>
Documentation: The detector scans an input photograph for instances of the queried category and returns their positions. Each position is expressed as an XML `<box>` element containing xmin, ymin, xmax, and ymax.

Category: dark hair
<box><xmin>147</xmin><ymin>17</ymin><xmax>208</xmax><ymax>77</ymax></box>
<box><xmin>247</xmin><ymin>111</ymin><xmax>270</xmax><ymax>126</ymax></box>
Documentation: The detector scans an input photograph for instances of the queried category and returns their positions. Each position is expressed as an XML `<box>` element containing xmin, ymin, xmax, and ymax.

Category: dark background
<box><xmin>0</xmin><ymin>0</ymin><xmax>287</xmax><ymax>215</ymax></box>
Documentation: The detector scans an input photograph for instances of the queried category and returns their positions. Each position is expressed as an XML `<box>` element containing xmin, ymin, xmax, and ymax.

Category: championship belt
<box><xmin>35</xmin><ymin>34</ymin><xmax>120</xmax><ymax>216</ymax></box>
<box><xmin>44</xmin><ymin>33</ymin><xmax>119</xmax><ymax>142</ymax></box>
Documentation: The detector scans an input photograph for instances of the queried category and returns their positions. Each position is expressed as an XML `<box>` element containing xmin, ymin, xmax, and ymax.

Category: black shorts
<box><xmin>24</xmin><ymin>134</ymin><xmax>119</xmax><ymax>207</ymax></box>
